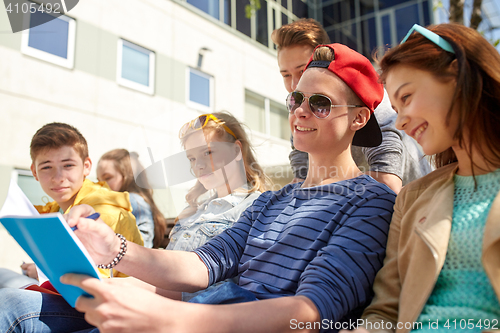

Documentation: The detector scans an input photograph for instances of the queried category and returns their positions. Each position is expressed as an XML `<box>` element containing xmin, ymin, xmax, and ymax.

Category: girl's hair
<box><xmin>177</xmin><ymin>111</ymin><xmax>271</xmax><ymax>220</ymax></box>
<box><xmin>377</xmin><ymin>23</ymin><xmax>500</xmax><ymax>171</ymax></box>
<box><xmin>99</xmin><ymin>149</ymin><xmax>167</xmax><ymax>248</ymax></box>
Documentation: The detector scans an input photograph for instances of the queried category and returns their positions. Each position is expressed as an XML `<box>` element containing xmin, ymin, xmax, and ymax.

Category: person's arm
<box><xmin>66</xmin><ymin>204</ymin><xmax>209</xmax><ymax>292</ymax></box>
<box><xmin>20</xmin><ymin>262</ymin><xmax>38</xmax><ymax>280</ymax></box>
<box><xmin>365</xmin><ymin>171</ymin><xmax>402</xmax><ymax>194</ymax></box>
<box><xmin>62</xmin><ymin>273</ymin><xmax>321</xmax><ymax>333</ymax></box>
<box><xmin>129</xmin><ymin>193</ymin><xmax>154</xmax><ymax>248</ymax></box>
<box><xmin>293</xmin><ymin>190</ymin><xmax>396</xmax><ymax>325</ymax></box>
<box><xmin>340</xmin><ymin>189</ymin><xmax>406</xmax><ymax>333</ymax></box>
<box><xmin>110</xmin><ymin>276</ymin><xmax>183</xmax><ymax>300</ymax></box>
<box><xmin>289</xmin><ymin>135</ymin><xmax>308</xmax><ymax>182</ymax></box>
<box><xmin>356</xmin><ymin>191</ymin><xmax>404</xmax><ymax>333</ymax></box>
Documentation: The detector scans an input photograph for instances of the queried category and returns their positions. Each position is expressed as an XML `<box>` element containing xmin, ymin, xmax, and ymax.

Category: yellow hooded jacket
<box><xmin>35</xmin><ymin>179</ymin><xmax>144</xmax><ymax>278</ymax></box>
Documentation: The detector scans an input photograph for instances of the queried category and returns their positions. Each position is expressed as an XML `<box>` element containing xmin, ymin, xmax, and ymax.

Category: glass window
<box><xmin>361</xmin><ymin>17</ymin><xmax>377</xmax><ymax>58</ymax></box>
<box><xmin>396</xmin><ymin>3</ymin><xmax>420</xmax><ymax>42</ymax></box>
<box><xmin>245</xmin><ymin>90</ymin><xmax>290</xmax><ymax>140</ymax></box>
<box><xmin>187</xmin><ymin>68</ymin><xmax>213</xmax><ymax>111</ymax></box>
<box><xmin>316</xmin><ymin>0</ymin><xmax>432</xmax><ymax>58</ymax></box>
<box><xmin>323</xmin><ymin>4</ymin><xmax>336</xmax><ymax>26</ymax></box>
<box><xmin>360</xmin><ymin>0</ymin><xmax>375</xmax><ymax>15</ymax></box>
<box><xmin>340</xmin><ymin>23</ymin><xmax>358</xmax><ymax>51</ymax></box>
<box><xmin>21</xmin><ymin>13</ymin><xmax>76</xmax><ymax>68</ymax></box>
<box><xmin>323</xmin><ymin>1</ymin><xmax>356</xmax><ymax>26</ymax></box>
<box><xmin>236</xmin><ymin>1</ymin><xmax>251</xmax><ymax>38</ymax></box>
<box><xmin>14</xmin><ymin>170</ymin><xmax>47</xmax><ymax>206</ymax></box>
<box><xmin>117</xmin><ymin>39</ymin><xmax>155</xmax><ymax>95</ymax></box>
<box><xmin>224</xmin><ymin>0</ymin><xmax>232</xmax><ymax>25</ymax></box>
<box><xmin>422</xmin><ymin>0</ymin><xmax>431</xmax><ymax>26</ymax></box>
<box><xmin>272</xmin><ymin>8</ymin><xmax>277</xmax><ymax>31</ymax></box>
<box><xmin>292</xmin><ymin>0</ymin><xmax>308</xmax><ymax>18</ymax></box>
<box><xmin>269</xmin><ymin>101</ymin><xmax>290</xmax><ymax>140</ymax></box>
<box><xmin>245</xmin><ymin>91</ymin><xmax>266</xmax><ymax>134</ymax></box>
<box><xmin>282</xmin><ymin>12</ymin><xmax>288</xmax><ymax>26</ymax></box>
<box><xmin>382</xmin><ymin>14</ymin><xmax>392</xmax><ymax>46</ymax></box>
<box><xmin>188</xmin><ymin>0</ymin><xmax>220</xmax><ymax>20</ymax></box>
<box><xmin>256</xmin><ymin>3</ymin><xmax>268</xmax><ymax>46</ymax></box>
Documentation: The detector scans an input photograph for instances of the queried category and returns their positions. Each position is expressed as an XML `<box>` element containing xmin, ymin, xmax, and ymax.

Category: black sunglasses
<box><xmin>286</xmin><ymin>91</ymin><xmax>363</xmax><ymax>119</ymax></box>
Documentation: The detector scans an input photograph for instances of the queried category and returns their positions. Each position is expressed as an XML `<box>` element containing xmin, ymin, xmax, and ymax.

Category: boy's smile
<box><xmin>31</xmin><ymin>146</ymin><xmax>91</xmax><ymax>212</ymax></box>
<box><xmin>290</xmin><ymin>68</ymin><xmax>358</xmax><ymax>156</ymax></box>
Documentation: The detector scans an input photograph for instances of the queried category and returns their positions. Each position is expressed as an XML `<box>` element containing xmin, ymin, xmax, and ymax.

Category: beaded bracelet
<box><xmin>97</xmin><ymin>233</ymin><xmax>127</xmax><ymax>269</ymax></box>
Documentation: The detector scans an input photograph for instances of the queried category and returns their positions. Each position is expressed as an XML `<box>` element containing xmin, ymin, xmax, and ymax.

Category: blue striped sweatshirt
<box><xmin>194</xmin><ymin>175</ymin><xmax>396</xmax><ymax>327</ymax></box>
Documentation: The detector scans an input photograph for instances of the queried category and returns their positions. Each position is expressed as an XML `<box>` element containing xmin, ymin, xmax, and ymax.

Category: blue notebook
<box><xmin>0</xmin><ymin>213</ymin><xmax>101</xmax><ymax>307</ymax></box>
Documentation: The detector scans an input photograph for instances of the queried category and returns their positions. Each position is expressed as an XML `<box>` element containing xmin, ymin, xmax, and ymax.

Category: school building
<box><xmin>1</xmin><ymin>0</ymin><xmax>499</xmax><ymax>272</ymax></box>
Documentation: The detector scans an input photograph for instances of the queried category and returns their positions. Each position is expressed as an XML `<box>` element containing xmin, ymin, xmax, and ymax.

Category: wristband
<box><xmin>97</xmin><ymin>233</ymin><xmax>127</xmax><ymax>269</ymax></box>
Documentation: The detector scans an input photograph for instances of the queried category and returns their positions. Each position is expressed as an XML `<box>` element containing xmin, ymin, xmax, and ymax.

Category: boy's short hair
<box><xmin>30</xmin><ymin>122</ymin><xmax>89</xmax><ymax>162</ymax></box>
<box><xmin>271</xmin><ymin>18</ymin><xmax>330</xmax><ymax>51</ymax></box>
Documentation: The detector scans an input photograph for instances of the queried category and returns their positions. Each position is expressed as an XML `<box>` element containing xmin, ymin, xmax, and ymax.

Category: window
<box><xmin>183</xmin><ymin>0</ymin><xmax>306</xmax><ymax>50</ymax></box>
<box><xmin>188</xmin><ymin>0</ymin><xmax>221</xmax><ymax>20</ymax></box>
<box><xmin>12</xmin><ymin>169</ymin><xmax>47</xmax><ymax>206</ymax></box>
<box><xmin>21</xmin><ymin>12</ymin><xmax>76</xmax><ymax>68</ymax></box>
<box><xmin>186</xmin><ymin>68</ymin><xmax>214</xmax><ymax>111</ymax></box>
<box><xmin>269</xmin><ymin>100</ymin><xmax>291</xmax><ymax>140</ymax></box>
<box><xmin>245</xmin><ymin>90</ymin><xmax>289</xmax><ymax>140</ymax></box>
<box><xmin>245</xmin><ymin>91</ymin><xmax>266</xmax><ymax>133</ymax></box>
<box><xmin>320</xmin><ymin>0</ymin><xmax>431</xmax><ymax>58</ymax></box>
<box><xmin>117</xmin><ymin>39</ymin><xmax>155</xmax><ymax>95</ymax></box>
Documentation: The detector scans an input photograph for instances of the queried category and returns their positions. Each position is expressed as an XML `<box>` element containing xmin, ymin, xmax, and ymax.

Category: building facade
<box><xmin>0</xmin><ymin>0</ymin><xmax>297</xmax><ymax>270</ymax></box>
<box><xmin>2</xmin><ymin>0</ymin><xmax>499</xmax><ymax>272</ymax></box>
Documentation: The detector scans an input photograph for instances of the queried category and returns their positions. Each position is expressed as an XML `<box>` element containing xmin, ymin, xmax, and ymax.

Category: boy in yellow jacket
<box><xmin>26</xmin><ymin>122</ymin><xmax>143</xmax><ymax>278</ymax></box>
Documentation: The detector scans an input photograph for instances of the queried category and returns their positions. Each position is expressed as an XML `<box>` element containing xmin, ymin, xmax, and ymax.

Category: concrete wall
<box><xmin>0</xmin><ymin>0</ymin><xmax>292</xmax><ymax>273</ymax></box>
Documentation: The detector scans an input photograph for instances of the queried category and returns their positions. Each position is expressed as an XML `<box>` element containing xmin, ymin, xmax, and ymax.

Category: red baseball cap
<box><xmin>305</xmin><ymin>43</ymin><xmax>384</xmax><ymax>147</ymax></box>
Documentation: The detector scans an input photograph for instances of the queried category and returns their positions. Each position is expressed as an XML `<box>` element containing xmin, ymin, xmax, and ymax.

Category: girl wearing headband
<box><xmin>345</xmin><ymin>23</ymin><xmax>500</xmax><ymax>333</ymax></box>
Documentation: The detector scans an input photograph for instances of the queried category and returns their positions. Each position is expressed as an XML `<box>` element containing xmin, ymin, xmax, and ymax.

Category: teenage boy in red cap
<box><xmin>272</xmin><ymin>19</ymin><xmax>432</xmax><ymax>192</ymax></box>
<box><xmin>0</xmin><ymin>44</ymin><xmax>396</xmax><ymax>333</ymax></box>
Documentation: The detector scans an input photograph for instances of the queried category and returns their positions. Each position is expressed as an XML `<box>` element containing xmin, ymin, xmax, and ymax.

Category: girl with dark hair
<box><xmin>345</xmin><ymin>23</ymin><xmax>500</xmax><ymax>333</ymax></box>
<box><xmin>97</xmin><ymin>149</ymin><xmax>167</xmax><ymax>248</ymax></box>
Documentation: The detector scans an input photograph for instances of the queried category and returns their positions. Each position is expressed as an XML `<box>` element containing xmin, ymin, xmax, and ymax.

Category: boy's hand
<box><xmin>20</xmin><ymin>262</ymin><xmax>38</xmax><ymax>280</ymax></box>
<box><xmin>65</xmin><ymin>204</ymin><xmax>121</xmax><ymax>267</ymax></box>
<box><xmin>61</xmin><ymin>273</ymin><xmax>175</xmax><ymax>333</ymax></box>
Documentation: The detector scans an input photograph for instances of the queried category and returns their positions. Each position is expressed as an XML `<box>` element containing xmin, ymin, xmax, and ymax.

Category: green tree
<box><xmin>245</xmin><ymin>0</ymin><xmax>261</xmax><ymax>19</ymax></box>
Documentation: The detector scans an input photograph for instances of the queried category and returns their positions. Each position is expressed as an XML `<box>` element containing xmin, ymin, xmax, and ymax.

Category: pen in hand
<box><xmin>21</xmin><ymin>261</ymin><xmax>27</xmax><ymax>276</ymax></box>
<box><xmin>71</xmin><ymin>212</ymin><xmax>100</xmax><ymax>231</ymax></box>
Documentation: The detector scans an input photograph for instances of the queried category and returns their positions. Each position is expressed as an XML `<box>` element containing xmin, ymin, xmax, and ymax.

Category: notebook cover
<box><xmin>0</xmin><ymin>213</ymin><xmax>101</xmax><ymax>307</ymax></box>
